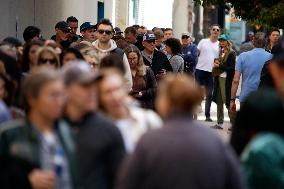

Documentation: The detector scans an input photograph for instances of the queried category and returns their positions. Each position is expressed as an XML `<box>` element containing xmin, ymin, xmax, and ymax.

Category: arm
<box><xmin>230</xmin><ymin>71</ymin><xmax>241</xmax><ymax>112</ymax></box>
<box><xmin>192</xmin><ymin>45</ymin><xmax>199</xmax><ymax>68</ymax></box>
<box><xmin>122</xmin><ymin>54</ymin><xmax>133</xmax><ymax>90</ymax></box>
<box><xmin>141</xmin><ymin>68</ymin><xmax>157</xmax><ymax>99</ymax></box>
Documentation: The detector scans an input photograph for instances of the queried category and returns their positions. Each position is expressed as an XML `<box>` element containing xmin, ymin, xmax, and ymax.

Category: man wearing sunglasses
<box><xmin>51</xmin><ymin>21</ymin><xmax>72</xmax><ymax>50</ymax></box>
<box><xmin>195</xmin><ymin>24</ymin><xmax>221</xmax><ymax>122</ymax></box>
<box><xmin>92</xmin><ymin>19</ymin><xmax>132</xmax><ymax>90</ymax></box>
<box><xmin>181</xmin><ymin>32</ymin><xmax>198</xmax><ymax>75</ymax></box>
<box><xmin>142</xmin><ymin>32</ymin><xmax>173</xmax><ymax>80</ymax></box>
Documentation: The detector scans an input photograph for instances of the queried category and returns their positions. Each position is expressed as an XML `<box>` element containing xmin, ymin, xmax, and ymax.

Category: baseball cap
<box><xmin>143</xmin><ymin>33</ymin><xmax>156</xmax><ymax>41</ymax></box>
<box><xmin>218</xmin><ymin>34</ymin><xmax>230</xmax><ymax>41</ymax></box>
<box><xmin>114</xmin><ymin>27</ymin><xmax>123</xmax><ymax>35</ymax></box>
<box><xmin>55</xmin><ymin>21</ymin><xmax>71</xmax><ymax>32</ymax></box>
<box><xmin>181</xmin><ymin>32</ymin><xmax>191</xmax><ymax>38</ymax></box>
<box><xmin>62</xmin><ymin>60</ymin><xmax>101</xmax><ymax>86</ymax></box>
<box><xmin>80</xmin><ymin>22</ymin><xmax>96</xmax><ymax>32</ymax></box>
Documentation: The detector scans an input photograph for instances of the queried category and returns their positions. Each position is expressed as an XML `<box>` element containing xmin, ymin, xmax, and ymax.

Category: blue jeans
<box><xmin>195</xmin><ymin>69</ymin><xmax>213</xmax><ymax>118</ymax></box>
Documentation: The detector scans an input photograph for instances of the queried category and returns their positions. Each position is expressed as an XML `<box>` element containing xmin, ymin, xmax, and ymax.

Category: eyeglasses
<box><xmin>182</xmin><ymin>36</ymin><xmax>190</xmax><ymax>39</ymax></box>
<box><xmin>39</xmin><ymin>58</ymin><xmax>57</xmax><ymax>65</ymax></box>
<box><xmin>97</xmin><ymin>29</ymin><xmax>112</xmax><ymax>35</ymax></box>
<box><xmin>212</xmin><ymin>28</ymin><xmax>220</xmax><ymax>32</ymax></box>
<box><xmin>145</xmin><ymin>40</ymin><xmax>155</xmax><ymax>44</ymax></box>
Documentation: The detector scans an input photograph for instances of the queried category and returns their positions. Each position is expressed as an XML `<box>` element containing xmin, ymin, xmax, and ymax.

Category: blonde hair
<box><xmin>124</xmin><ymin>45</ymin><xmax>146</xmax><ymax>76</ymax></box>
<box><xmin>36</xmin><ymin>46</ymin><xmax>60</xmax><ymax>67</ymax></box>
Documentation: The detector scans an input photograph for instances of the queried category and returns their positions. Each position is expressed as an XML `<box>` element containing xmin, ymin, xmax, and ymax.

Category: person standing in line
<box><xmin>92</xmin><ymin>19</ymin><xmax>132</xmax><ymax>90</ymax></box>
<box><xmin>181</xmin><ymin>32</ymin><xmax>198</xmax><ymax>75</ymax></box>
<box><xmin>195</xmin><ymin>24</ymin><xmax>221</xmax><ymax>122</ymax></box>
<box><xmin>164</xmin><ymin>38</ymin><xmax>184</xmax><ymax>73</ymax></box>
<box><xmin>211</xmin><ymin>34</ymin><xmax>236</xmax><ymax>130</ymax></box>
<box><xmin>62</xmin><ymin>61</ymin><xmax>126</xmax><ymax>189</ymax></box>
<box><xmin>230</xmin><ymin>32</ymin><xmax>272</xmax><ymax>112</ymax></box>
<box><xmin>265</xmin><ymin>29</ymin><xmax>280</xmax><ymax>53</ymax></box>
<box><xmin>51</xmin><ymin>21</ymin><xmax>72</xmax><ymax>50</ymax></box>
<box><xmin>116</xmin><ymin>74</ymin><xmax>245</xmax><ymax>189</ymax></box>
<box><xmin>66</xmin><ymin>16</ymin><xmax>80</xmax><ymax>43</ymax></box>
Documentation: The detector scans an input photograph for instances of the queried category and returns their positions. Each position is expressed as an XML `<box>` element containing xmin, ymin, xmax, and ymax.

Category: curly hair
<box><xmin>164</xmin><ymin>38</ymin><xmax>182</xmax><ymax>55</ymax></box>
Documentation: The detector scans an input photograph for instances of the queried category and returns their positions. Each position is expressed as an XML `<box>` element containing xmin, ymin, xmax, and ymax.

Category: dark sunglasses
<box><xmin>39</xmin><ymin>58</ymin><xmax>57</xmax><ymax>65</ymax></box>
<box><xmin>182</xmin><ymin>36</ymin><xmax>190</xmax><ymax>39</ymax></box>
<box><xmin>145</xmin><ymin>40</ymin><xmax>155</xmax><ymax>44</ymax></box>
<box><xmin>212</xmin><ymin>28</ymin><xmax>220</xmax><ymax>32</ymax></box>
<box><xmin>97</xmin><ymin>29</ymin><xmax>112</xmax><ymax>35</ymax></box>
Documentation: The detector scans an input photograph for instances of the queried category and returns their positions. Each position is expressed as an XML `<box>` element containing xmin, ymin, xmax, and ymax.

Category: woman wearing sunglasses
<box><xmin>36</xmin><ymin>46</ymin><xmax>61</xmax><ymax>68</ymax></box>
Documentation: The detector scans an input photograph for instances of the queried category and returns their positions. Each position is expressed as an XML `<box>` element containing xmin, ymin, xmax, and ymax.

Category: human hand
<box><xmin>230</xmin><ymin>101</ymin><xmax>236</xmax><ymax>112</ymax></box>
<box><xmin>29</xmin><ymin>169</ymin><xmax>55</xmax><ymax>189</ymax></box>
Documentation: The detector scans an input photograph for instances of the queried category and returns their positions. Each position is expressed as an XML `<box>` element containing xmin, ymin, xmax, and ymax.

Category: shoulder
<box><xmin>131</xmin><ymin>107</ymin><xmax>163</xmax><ymax>129</ymax></box>
<box><xmin>0</xmin><ymin>119</ymin><xmax>25</xmax><ymax>136</ymax></box>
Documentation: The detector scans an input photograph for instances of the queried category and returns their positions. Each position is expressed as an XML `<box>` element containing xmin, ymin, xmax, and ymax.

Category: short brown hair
<box><xmin>253</xmin><ymin>32</ymin><xmax>266</xmax><ymax>48</ymax></box>
<box><xmin>154</xmin><ymin>29</ymin><xmax>164</xmax><ymax>39</ymax></box>
<box><xmin>157</xmin><ymin>74</ymin><xmax>203</xmax><ymax>113</ymax></box>
<box><xmin>124</xmin><ymin>26</ymin><xmax>137</xmax><ymax>35</ymax></box>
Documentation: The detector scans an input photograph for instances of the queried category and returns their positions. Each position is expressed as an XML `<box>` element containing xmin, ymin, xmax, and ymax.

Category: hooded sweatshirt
<box><xmin>92</xmin><ymin>39</ymin><xmax>132</xmax><ymax>90</ymax></box>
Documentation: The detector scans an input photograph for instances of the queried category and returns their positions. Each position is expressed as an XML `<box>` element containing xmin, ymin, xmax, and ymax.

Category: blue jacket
<box><xmin>181</xmin><ymin>43</ymin><xmax>198</xmax><ymax>73</ymax></box>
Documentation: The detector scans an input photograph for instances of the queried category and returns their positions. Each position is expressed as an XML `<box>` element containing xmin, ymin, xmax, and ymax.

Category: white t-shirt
<box><xmin>197</xmin><ymin>38</ymin><xmax>219</xmax><ymax>72</ymax></box>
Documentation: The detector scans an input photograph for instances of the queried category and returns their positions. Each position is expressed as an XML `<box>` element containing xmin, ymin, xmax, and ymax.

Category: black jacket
<box><xmin>117</xmin><ymin>114</ymin><xmax>245</xmax><ymax>189</ymax></box>
<box><xmin>142</xmin><ymin>50</ymin><xmax>173</xmax><ymax>77</ymax></box>
<box><xmin>212</xmin><ymin>51</ymin><xmax>236</xmax><ymax>106</ymax></box>
<box><xmin>65</xmin><ymin>112</ymin><xmax>126</xmax><ymax>189</ymax></box>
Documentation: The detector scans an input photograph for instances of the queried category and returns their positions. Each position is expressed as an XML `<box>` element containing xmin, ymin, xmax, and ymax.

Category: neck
<box><xmin>270</xmin><ymin>41</ymin><xmax>276</xmax><ymax>49</ymax></box>
<box><xmin>144</xmin><ymin>49</ymin><xmax>154</xmax><ymax>56</ymax></box>
<box><xmin>98</xmin><ymin>40</ymin><xmax>111</xmax><ymax>50</ymax></box>
<box><xmin>56</xmin><ymin>34</ymin><xmax>62</xmax><ymax>43</ymax></box>
<box><xmin>28</xmin><ymin>111</ymin><xmax>54</xmax><ymax>133</ymax></box>
<box><xmin>131</xmin><ymin>69</ymin><xmax>137</xmax><ymax>76</ymax></box>
<box><xmin>108</xmin><ymin>106</ymin><xmax>129</xmax><ymax>120</ymax></box>
<box><xmin>210</xmin><ymin>36</ymin><xmax>218</xmax><ymax>42</ymax></box>
<box><xmin>65</xmin><ymin>104</ymin><xmax>87</xmax><ymax>122</ymax></box>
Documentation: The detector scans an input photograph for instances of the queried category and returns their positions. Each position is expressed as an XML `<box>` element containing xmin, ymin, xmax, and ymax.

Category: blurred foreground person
<box><xmin>117</xmin><ymin>74</ymin><xmax>244</xmax><ymax>189</ymax></box>
<box><xmin>230</xmin><ymin>90</ymin><xmax>284</xmax><ymax>189</ymax></box>
<box><xmin>62</xmin><ymin>61</ymin><xmax>125</xmax><ymax>189</ymax></box>
<box><xmin>97</xmin><ymin>69</ymin><xmax>162</xmax><ymax>153</ymax></box>
<box><xmin>0</xmin><ymin>66</ymin><xmax>77</xmax><ymax>189</ymax></box>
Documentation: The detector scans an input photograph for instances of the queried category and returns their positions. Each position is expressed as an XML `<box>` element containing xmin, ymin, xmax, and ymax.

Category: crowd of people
<box><xmin>0</xmin><ymin>15</ymin><xmax>284</xmax><ymax>189</ymax></box>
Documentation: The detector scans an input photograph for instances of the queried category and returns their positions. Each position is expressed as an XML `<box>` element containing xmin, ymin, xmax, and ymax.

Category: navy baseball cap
<box><xmin>80</xmin><ymin>22</ymin><xmax>96</xmax><ymax>32</ymax></box>
<box><xmin>143</xmin><ymin>33</ymin><xmax>156</xmax><ymax>41</ymax></box>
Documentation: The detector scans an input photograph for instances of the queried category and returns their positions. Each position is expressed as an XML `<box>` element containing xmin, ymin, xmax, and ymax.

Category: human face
<box><xmin>165</xmin><ymin>45</ymin><xmax>172</xmax><ymax>55</ymax></box>
<box><xmin>155</xmin><ymin>38</ymin><xmax>163</xmax><ymax>47</ymax></box>
<box><xmin>63</xmin><ymin>52</ymin><xmax>77</xmax><ymax>65</ymax></box>
<box><xmin>68</xmin><ymin>21</ymin><xmax>78</xmax><ymax>35</ymax></box>
<box><xmin>66</xmin><ymin>83</ymin><xmax>97</xmax><ymax>114</ymax></box>
<box><xmin>127</xmin><ymin>52</ymin><xmax>139</xmax><ymax>70</ymax></box>
<box><xmin>0</xmin><ymin>78</ymin><xmax>6</xmax><ymax>100</ymax></box>
<box><xmin>98</xmin><ymin>74</ymin><xmax>127</xmax><ymax>114</ymax></box>
<box><xmin>56</xmin><ymin>28</ymin><xmax>69</xmax><ymax>41</ymax></box>
<box><xmin>220</xmin><ymin>40</ymin><xmax>228</xmax><ymax>49</ymax></box>
<box><xmin>143</xmin><ymin>40</ymin><xmax>155</xmax><ymax>53</ymax></box>
<box><xmin>164</xmin><ymin>30</ymin><xmax>173</xmax><ymax>40</ymax></box>
<box><xmin>270</xmin><ymin>31</ymin><xmax>280</xmax><ymax>44</ymax></box>
<box><xmin>96</xmin><ymin>24</ymin><xmax>113</xmax><ymax>44</ymax></box>
<box><xmin>29</xmin><ymin>44</ymin><xmax>41</xmax><ymax>67</ymax></box>
<box><xmin>181</xmin><ymin>36</ymin><xmax>191</xmax><ymax>46</ymax></box>
<box><xmin>29</xmin><ymin>80</ymin><xmax>65</xmax><ymax>121</ymax></box>
<box><xmin>210</xmin><ymin>26</ymin><xmax>220</xmax><ymax>38</ymax></box>
<box><xmin>38</xmin><ymin>51</ymin><xmax>57</xmax><ymax>68</ymax></box>
<box><xmin>81</xmin><ymin>29</ymin><xmax>96</xmax><ymax>42</ymax></box>
<box><xmin>125</xmin><ymin>32</ymin><xmax>136</xmax><ymax>44</ymax></box>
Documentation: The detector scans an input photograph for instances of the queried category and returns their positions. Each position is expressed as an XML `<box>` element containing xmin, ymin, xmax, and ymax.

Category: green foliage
<box><xmin>194</xmin><ymin>0</ymin><xmax>284</xmax><ymax>28</ymax></box>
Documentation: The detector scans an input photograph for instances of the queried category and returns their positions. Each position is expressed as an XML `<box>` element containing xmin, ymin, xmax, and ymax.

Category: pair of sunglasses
<box><xmin>97</xmin><ymin>29</ymin><xmax>112</xmax><ymax>35</ymax></box>
<box><xmin>212</xmin><ymin>28</ymin><xmax>220</xmax><ymax>32</ymax></box>
<box><xmin>39</xmin><ymin>58</ymin><xmax>57</xmax><ymax>65</ymax></box>
<box><xmin>182</xmin><ymin>36</ymin><xmax>190</xmax><ymax>39</ymax></box>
